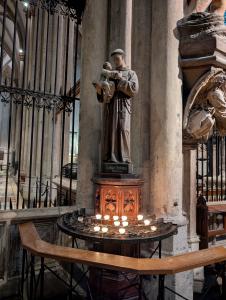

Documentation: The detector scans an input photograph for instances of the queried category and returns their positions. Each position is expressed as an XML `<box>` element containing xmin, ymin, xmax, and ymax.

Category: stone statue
<box><xmin>93</xmin><ymin>49</ymin><xmax>139</xmax><ymax>164</ymax></box>
<box><xmin>184</xmin><ymin>0</ymin><xmax>226</xmax><ymax>16</ymax></box>
<box><xmin>93</xmin><ymin>61</ymin><xmax>115</xmax><ymax>103</ymax></box>
<box><xmin>183</xmin><ymin>67</ymin><xmax>226</xmax><ymax>141</ymax></box>
<box><xmin>177</xmin><ymin>2</ymin><xmax>226</xmax><ymax>143</ymax></box>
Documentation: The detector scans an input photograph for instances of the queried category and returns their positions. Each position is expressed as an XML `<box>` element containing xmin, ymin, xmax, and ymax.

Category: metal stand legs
<box><xmin>157</xmin><ymin>275</ymin><xmax>165</xmax><ymax>300</ymax></box>
<box><xmin>40</xmin><ymin>257</ymin><xmax>44</xmax><ymax>299</ymax></box>
<box><xmin>20</xmin><ymin>249</ymin><xmax>26</xmax><ymax>299</ymax></box>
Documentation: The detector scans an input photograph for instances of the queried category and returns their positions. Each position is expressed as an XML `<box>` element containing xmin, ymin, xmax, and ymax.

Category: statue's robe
<box><xmin>97</xmin><ymin>67</ymin><xmax>139</xmax><ymax>163</ymax></box>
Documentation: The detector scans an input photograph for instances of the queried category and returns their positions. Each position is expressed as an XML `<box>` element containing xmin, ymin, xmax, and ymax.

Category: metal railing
<box><xmin>0</xmin><ymin>0</ymin><xmax>84</xmax><ymax>210</ymax></box>
<box><xmin>197</xmin><ymin>132</ymin><xmax>226</xmax><ymax>202</ymax></box>
<box><xmin>19</xmin><ymin>222</ymin><xmax>226</xmax><ymax>300</ymax></box>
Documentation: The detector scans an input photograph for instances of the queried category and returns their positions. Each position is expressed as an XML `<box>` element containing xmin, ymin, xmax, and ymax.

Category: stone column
<box><xmin>150</xmin><ymin>1</ymin><xmax>192</xmax><ymax>298</ymax></box>
<box><xmin>108</xmin><ymin>0</ymin><xmax>132</xmax><ymax>66</ymax></box>
<box><xmin>77</xmin><ymin>0</ymin><xmax>108</xmax><ymax>209</ymax></box>
<box><xmin>150</xmin><ymin>0</ymin><xmax>184</xmax><ymax>219</ymax></box>
<box><xmin>131</xmin><ymin>0</ymin><xmax>151</xmax><ymax>211</ymax></box>
<box><xmin>183</xmin><ymin>148</ymin><xmax>200</xmax><ymax>250</ymax></box>
<box><xmin>183</xmin><ymin>147</ymin><xmax>203</xmax><ymax>292</ymax></box>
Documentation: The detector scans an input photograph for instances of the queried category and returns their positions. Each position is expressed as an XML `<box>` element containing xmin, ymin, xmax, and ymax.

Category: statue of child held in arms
<box><xmin>92</xmin><ymin>61</ymin><xmax>122</xmax><ymax>103</ymax></box>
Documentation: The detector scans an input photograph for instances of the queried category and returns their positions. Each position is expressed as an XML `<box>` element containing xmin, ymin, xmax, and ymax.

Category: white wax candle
<box><xmin>121</xmin><ymin>216</ymin><xmax>127</xmax><ymax>221</ymax></box>
<box><xmin>114</xmin><ymin>221</ymin><xmax>120</xmax><ymax>227</ymax></box>
<box><xmin>137</xmin><ymin>214</ymin><xmax>144</xmax><ymax>221</ymax></box>
<box><xmin>119</xmin><ymin>228</ymin><xmax>126</xmax><ymax>234</ymax></box>
<box><xmin>113</xmin><ymin>216</ymin><xmax>119</xmax><ymax>221</ymax></box>
<box><xmin>102</xmin><ymin>227</ymin><xmax>108</xmax><ymax>233</ymax></box>
<box><xmin>96</xmin><ymin>214</ymin><xmax>102</xmax><ymax>220</ymax></box>
<box><xmin>94</xmin><ymin>226</ymin><xmax>100</xmax><ymax>232</ymax></box>
<box><xmin>104</xmin><ymin>215</ymin><xmax>110</xmax><ymax>220</ymax></box>
<box><xmin>78</xmin><ymin>217</ymin><xmax>84</xmax><ymax>222</ymax></box>
<box><xmin>151</xmin><ymin>225</ymin><xmax>157</xmax><ymax>232</ymax></box>
<box><xmin>144</xmin><ymin>219</ymin><xmax>150</xmax><ymax>226</ymax></box>
<box><xmin>122</xmin><ymin>221</ymin><xmax>128</xmax><ymax>227</ymax></box>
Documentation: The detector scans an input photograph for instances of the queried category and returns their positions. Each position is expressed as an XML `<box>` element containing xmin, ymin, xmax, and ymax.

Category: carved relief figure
<box><xmin>183</xmin><ymin>68</ymin><xmax>226</xmax><ymax>141</ymax></box>
<box><xmin>177</xmin><ymin>1</ymin><xmax>226</xmax><ymax>142</ymax></box>
<box><xmin>184</xmin><ymin>0</ymin><xmax>226</xmax><ymax>16</ymax></box>
<box><xmin>93</xmin><ymin>49</ymin><xmax>139</xmax><ymax>163</ymax></box>
<box><xmin>104</xmin><ymin>190</ymin><xmax>117</xmax><ymax>213</ymax></box>
<box><xmin>124</xmin><ymin>191</ymin><xmax>135</xmax><ymax>214</ymax></box>
<box><xmin>93</xmin><ymin>61</ymin><xmax>116</xmax><ymax>103</ymax></box>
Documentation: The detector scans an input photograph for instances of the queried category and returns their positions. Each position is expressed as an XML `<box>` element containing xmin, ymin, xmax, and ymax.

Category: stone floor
<box><xmin>1</xmin><ymin>292</ymin><xmax>222</xmax><ymax>300</ymax></box>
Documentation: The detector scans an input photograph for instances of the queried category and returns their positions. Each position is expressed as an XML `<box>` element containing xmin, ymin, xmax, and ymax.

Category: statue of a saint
<box><xmin>93</xmin><ymin>49</ymin><xmax>139</xmax><ymax>164</ymax></box>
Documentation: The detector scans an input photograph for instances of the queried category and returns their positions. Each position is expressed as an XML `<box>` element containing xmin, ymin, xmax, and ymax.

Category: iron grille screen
<box><xmin>197</xmin><ymin>133</ymin><xmax>226</xmax><ymax>202</ymax></box>
<box><xmin>0</xmin><ymin>0</ymin><xmax>83</xmax><ymax>210</ymax></box>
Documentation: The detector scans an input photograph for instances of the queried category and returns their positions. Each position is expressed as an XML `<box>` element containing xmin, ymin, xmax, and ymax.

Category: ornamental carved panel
<box><xmin>101</xmin><ymin>188</ymin><xmax>119</xmax><ymax>216</ymax></box>
<box><xmin>122</xmin><ymin>189</ymin><xmax>139</xmax><ymax>218</ymax></box>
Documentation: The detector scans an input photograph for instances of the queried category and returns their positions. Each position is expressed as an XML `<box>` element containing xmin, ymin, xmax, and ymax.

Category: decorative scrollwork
<box><xmin>39</xmin><ymin>0</ymin><xmax>58</xmax><ymax>14</ymax></box>
<box><xmin>0</xmin><ymin>85</ymin><xmax>75</xmax><ymax>112</ymax></box>
<box><xmin>0</xmin><ymin>91</ymin><xmax>11</xmax><ymax>103</ymax></box>
<box><xmin>24</xmin><ymin>95</ymin><xmax>33</xmax><ymax>108</ymax></box>
<box><xmin>23</xmin><ymin>0</ymin><xmax>85</xmax><ymax>21</ymax></box>
<box><xmin>12</xmin><ymin>93</ymin><xmax>23</xmax><ymax>105</ymax></box>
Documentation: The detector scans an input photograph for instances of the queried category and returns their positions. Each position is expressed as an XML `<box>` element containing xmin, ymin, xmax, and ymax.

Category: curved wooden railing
<box><xmin>19</xmin><ymin>222</ymin><xmax>226</xmax><ymax>275</ymax></box>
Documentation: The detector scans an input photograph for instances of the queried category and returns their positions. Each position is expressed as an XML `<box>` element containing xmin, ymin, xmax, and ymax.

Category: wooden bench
<box><xmin>197</xmin><ymin>196</ymin><xmax>226</xmax><ymax>249</ymax></box>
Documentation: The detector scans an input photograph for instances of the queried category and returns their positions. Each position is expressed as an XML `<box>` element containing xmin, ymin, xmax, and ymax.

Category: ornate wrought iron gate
<box><xmin>197</xmin><ymin>133</ymin><xmax>226</xmax><ymax>202</ymax></box>
<box><xmin>0</xmin><ymin>0</ymin><xmax>84</xmax><ymax>210</ymax></box>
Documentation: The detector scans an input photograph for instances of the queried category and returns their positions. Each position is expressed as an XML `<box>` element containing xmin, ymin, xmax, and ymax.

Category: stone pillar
<box><xmin>77</xmin><ymin>0</ymin><xmax>108</xmax><ymax>209</ymax></box>
<box><xmin>150</xmin><ymin>0</ymin><xmax>183</xmax><ymax>219</ymax></box>
<box><xmin>183</xmin><ymin>147</ymin><xmax>203</xmax><ymax>292</ymax></box>
<box><xmin>183</xmin><ymin>148</ymin><xmax>200</xmax><ymax>249</ymax></box>
<box><xmin>108</xmin><ymin>0</ymin><xmax>132</xmax><ymax>66</ymax></box>
<box><xmin>150</xmin><ymin>1</ymin><xmax>192</xmax><ymax>298</ymax></box>
<box><xmin>131</xmin><ymin>0</ymin><xmax>151</xmax><ymax>211</ymax></box>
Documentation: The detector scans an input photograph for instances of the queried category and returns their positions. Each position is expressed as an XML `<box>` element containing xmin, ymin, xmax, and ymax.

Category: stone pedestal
<box><xmin>93</xmin><ymin>176</ymin><xmax>143</xmax><ymax>218</ymax></box>
<box><xmin>180</xmin><ymin>36</ymin><xmax>226</xmax><ymax>92</ymax></box>
<box><xmin>102</xmin><ymin>162</ymin><xmax>133</xmax><ymax>175</ymax></box>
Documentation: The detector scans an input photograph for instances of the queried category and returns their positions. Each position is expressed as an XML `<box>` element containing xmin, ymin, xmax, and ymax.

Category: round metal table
<box><xmin>57</xmin><ymin>211</ymin><xmax>178</xmax><ymax>300</ymax></box>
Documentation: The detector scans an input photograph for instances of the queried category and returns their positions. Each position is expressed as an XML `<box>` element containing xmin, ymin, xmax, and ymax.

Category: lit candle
<box><xmin>122</xmin><ymin>221</ymin><xmax>128</xmax><ymax>227</ymax></box>
<box><xmin>104</xmin><ymin>215</ymin><xmax>110</xmax><ymax>221</ymax></box>
<box><xmin>96</xmin><ymin>214</ymin><xmax>102</xmax><ymax>220</ymax></box>
<box><xmin>119</xmin><ymin>228</ymin><xmax>126</xmax><ymax>234</ymax></box>
<box><xmin>113</xmin><ymin>216</ymin><xmax>119</xmax><ymax>221</ymax></box>
<box><xmin>137</xmin><ymin>214</ymin><xmax>144</xmax><ymax>221</ymax></box>
<box><xmin>121</xmin><ymin>216</ymin><xmax>127</xmax><ymax>221</ymax></box>
<box><xmin>102</xmin><ymin>227</ymin><xmax>108</xmax><ymax>233</ymax></box>
<box><xmin>151</xmin><ymin>225</ymin><xmax>157</xmax><ymax>232</ymax></box>
<box><xmin>114</xmin><ymin>221</ymin><xmax>120</xmax><ymax>227</ymax></box>
<box><xmin>144</xmin><ymin>219</ymin><xmax>150</xmax><ymax>226</ymax></box>
<box><xmin>94</xmin><ymin>226</ymin><xmax>100</xmax><ymax>232</ymax></box>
